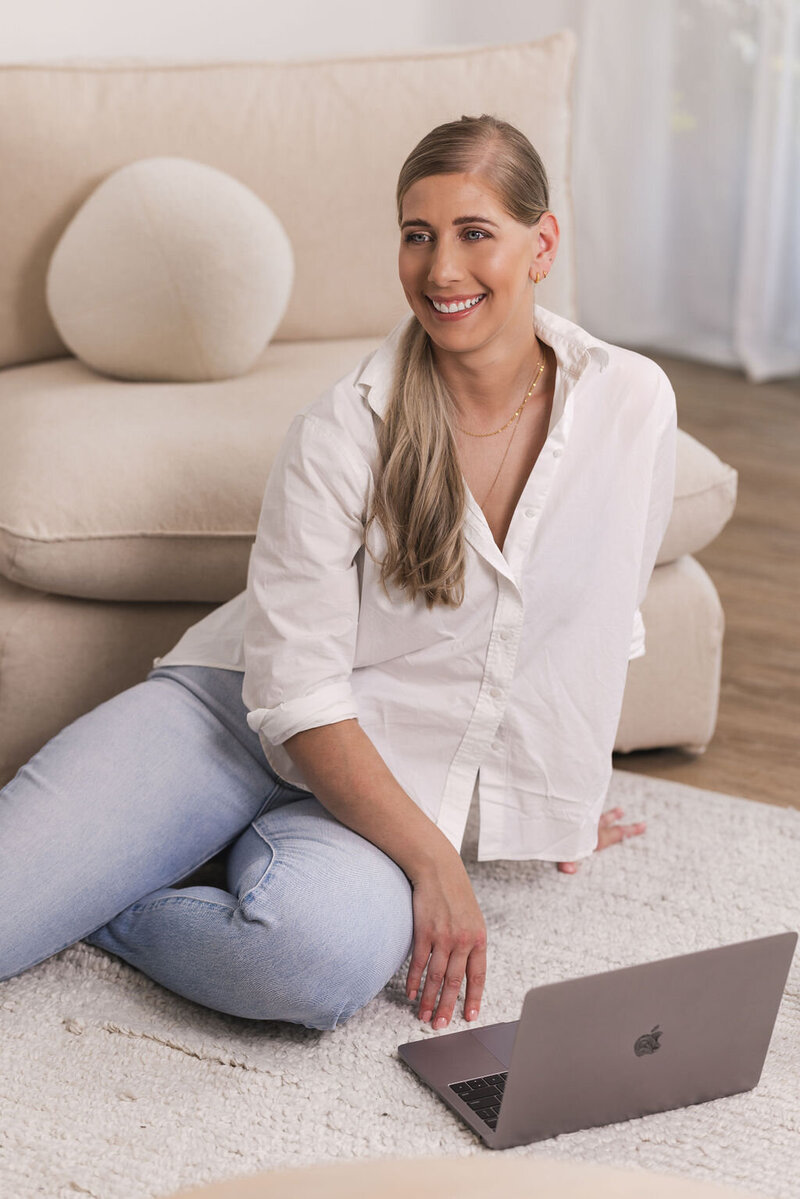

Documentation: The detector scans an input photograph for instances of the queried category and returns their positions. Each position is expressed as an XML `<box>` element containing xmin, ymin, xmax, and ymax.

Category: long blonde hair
<box><xmin>365</xmin><ymin>114</ymin><xmax>551</xmax><ymax>610</ymax></box>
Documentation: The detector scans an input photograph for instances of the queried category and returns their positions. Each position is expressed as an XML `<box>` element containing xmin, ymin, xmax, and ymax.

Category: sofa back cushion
<box><xmin>0</xmin><ymin>33</ymin><xmax>577</xmax><ymax>369</ymax></box>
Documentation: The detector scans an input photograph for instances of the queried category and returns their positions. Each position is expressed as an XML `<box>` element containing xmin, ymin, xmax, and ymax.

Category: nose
<box><xmin>426</xmin><ymin>236</ymin><xmax>465</xmax><ymax>289</ymax></box>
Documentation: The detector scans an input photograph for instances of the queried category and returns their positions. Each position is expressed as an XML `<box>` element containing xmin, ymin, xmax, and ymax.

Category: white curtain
<box><xmin>433</xmin><ymin>0</ymin><xmax>800</xmax><ymax>382</ymax></box>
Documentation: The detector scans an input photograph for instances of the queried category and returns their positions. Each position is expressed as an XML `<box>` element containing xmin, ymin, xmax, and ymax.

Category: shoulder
<box><xmin>587</xmin><ymin>337</ymin><xmax>676</xmax><ymax>427</ymax></box>
<box><xmin>290</xmin><ymin>316</ymin><xmax>412</xmax><ymax>468</ymax></box>
<box><xmin>537</xmin><ymin>305</ymin><xmax>674</xmax><ymax>418</ymax></box>
<box><xmin>284</xmin><ymin>353</ymin><xmax>380</xmax><ymax>474</ymax></box>
<box><xmin>594</xmin><ymin>332</ymin><xmax>674</xmax><ymax>395</ymax></box>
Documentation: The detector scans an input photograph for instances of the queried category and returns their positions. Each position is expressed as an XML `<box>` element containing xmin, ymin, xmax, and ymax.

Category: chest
<box><xmin>456</xmin><ymin>392</ymin><xmax>554</xmax><ymax>553</ymax></box>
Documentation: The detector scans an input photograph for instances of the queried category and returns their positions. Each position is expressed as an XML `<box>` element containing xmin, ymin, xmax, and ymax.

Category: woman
<box><xmin>0</xmin><ymin>115</ymin><xmax>676</xmax><ymax>1035</ymax></box>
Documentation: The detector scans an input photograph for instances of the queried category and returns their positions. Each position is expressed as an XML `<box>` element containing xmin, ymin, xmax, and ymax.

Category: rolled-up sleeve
<box><xmin>242</xmin><ymin>412</ymin><xmax>369</xmax><ymax>749</ymax></box>
<box><xmin>629</xmin><ymin>370</ymin><xmax>678</xmax><ymax>659</ymax></box>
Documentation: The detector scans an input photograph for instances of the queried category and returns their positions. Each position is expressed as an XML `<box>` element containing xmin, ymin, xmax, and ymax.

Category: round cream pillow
<box><xmin>45</xmin><ymin>156</ymin><xmax>294</xmax><ymax>382</ymax></box>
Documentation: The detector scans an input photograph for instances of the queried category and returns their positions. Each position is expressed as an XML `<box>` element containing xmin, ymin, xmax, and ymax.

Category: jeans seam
<box><xmin>238</xmin><ymin>825</ymin><xmax>278</xmax><ymax>909</ymax></box>
<box><xmin>128</xmin><ymin>894</ymin><xmax>234</xmax><ymax>914</ymax></box>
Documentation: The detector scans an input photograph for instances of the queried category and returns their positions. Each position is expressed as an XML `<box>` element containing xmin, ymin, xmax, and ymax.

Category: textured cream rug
<box><xmin>0</xmin><ymin>771</ymin><xmax>797</xmax><ymax>1199</ymax></box>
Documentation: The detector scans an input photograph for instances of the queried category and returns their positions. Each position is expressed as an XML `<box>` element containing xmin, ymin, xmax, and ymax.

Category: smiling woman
<box><xmin>0</xmin><ymin>113</ymin><xmax>675</xmax><ymax>1044</ymax></box>
<box><xmin>370</xmin><ymin>114</ymin><xmax>561</xmax><ymax>611</ymax></box>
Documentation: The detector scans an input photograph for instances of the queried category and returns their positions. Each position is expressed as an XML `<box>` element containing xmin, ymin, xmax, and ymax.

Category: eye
<box><xmin>401</xmin><ymin>228</ymin><xmax>492</xmax><ymax>245</ymax></box>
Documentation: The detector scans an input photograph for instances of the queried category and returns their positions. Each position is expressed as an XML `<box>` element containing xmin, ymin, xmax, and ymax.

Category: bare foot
<box><xmin>556</xmin><ymin>806</ymin><xmax>646</xmax><ymax>874</ymax></box>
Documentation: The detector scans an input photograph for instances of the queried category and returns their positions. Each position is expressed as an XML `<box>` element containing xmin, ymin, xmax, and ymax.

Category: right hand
<box><xmin>405</xmin><ymin>852</ymin><xmax>487</xmax><ymax>1030</ymax></box>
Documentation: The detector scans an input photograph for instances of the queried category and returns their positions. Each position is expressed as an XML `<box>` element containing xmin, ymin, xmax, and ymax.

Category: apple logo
<box><xmin>634</xmin><ymin>1025</ymin><xmax>663</xmax><ymax>1056</ymax></box>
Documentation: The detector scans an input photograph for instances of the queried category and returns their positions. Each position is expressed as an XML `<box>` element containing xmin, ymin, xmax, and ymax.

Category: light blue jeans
<box><xmin>0</xmin><ymin>665</ymin><xmax>414</xmax><ymax>1030</ymax></box>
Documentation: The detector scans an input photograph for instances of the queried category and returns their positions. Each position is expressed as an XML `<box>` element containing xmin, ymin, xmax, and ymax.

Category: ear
<box><xmin>528</xmin><ymin>211</ymin><xmax>561</xmax><ymax>283</ymax></box>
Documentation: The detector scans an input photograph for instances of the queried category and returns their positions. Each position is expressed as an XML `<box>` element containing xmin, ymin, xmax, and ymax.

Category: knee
<box><xmin>241</xmin><ymin>840</ymin><xmax>414</xmax><ymax>1030</ymax></box>
<box><xmin>320</xmin><ymin>864</ymin><xmax>415</xmax><ymax>1028</ymax></box>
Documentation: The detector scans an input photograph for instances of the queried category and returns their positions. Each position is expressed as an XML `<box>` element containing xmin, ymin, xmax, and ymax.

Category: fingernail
<box><xmin>408</xmin><ymin>989</ymin><xmax>417</xmax><ymax>1000</ymax></box>
<box><xmin>420</xmin><ymin>1010</ymin><xmax>432</xmax><ymax>1023</ymax></box>
<box><xmin>467</xmin><ymin>1009</ymin><xmax>478</xmax><ymax>1021</ymax></box>
<box><xmin>434</xmin><ymin>1017</ymin><xmax>447</xmax><ymax>1029</ymax></box>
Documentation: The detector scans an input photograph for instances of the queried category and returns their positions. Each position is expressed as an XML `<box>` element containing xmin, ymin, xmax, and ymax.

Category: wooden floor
<box><xmin>611</xmin><ymin>349</ymin><xmax>800</xmax><ymax>813</ymax></box>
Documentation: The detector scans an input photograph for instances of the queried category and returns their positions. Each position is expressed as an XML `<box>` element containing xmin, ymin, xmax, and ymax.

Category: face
<box><xmin>398</xmin><ymin>171</ymin><xmax>558</xmax><ymax>358</ymax></box>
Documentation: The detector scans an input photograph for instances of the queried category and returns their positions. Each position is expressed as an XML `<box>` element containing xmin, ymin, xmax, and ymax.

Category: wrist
<box><xmin>407</xmin><ymin>836</ymin><xmax>463</xmax><ymax>886</ymax></box>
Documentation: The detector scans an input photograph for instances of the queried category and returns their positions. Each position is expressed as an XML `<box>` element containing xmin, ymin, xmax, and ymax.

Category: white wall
<box><xmin>3</xmin><ymin>0</ymin><xmax>588</xmax><ymax>63</ymax></box>
<box><xmin>2</xmin><ymin>0</ymin><xmax>588</xmax><ymax>63</ymax></box>
<box><xmin>3</xmin><ymin>0</ymin><xmax>447</xmax><ymax>62</ymax></box>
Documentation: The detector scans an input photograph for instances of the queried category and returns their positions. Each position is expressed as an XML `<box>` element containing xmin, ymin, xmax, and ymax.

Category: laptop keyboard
<box><xmin>449</xmin><ymin>1072</ymin><xmax>508</xmax><ymax>1131</ymax></box>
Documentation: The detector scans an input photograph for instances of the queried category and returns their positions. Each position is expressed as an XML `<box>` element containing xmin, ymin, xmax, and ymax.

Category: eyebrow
<box><xmin>400</xmin><ymin>215</ymin><xmax>500</xmax><ymax>230</ymax></box>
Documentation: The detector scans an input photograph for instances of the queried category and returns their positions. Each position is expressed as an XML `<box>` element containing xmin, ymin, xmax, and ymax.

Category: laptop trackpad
<box><xmin>471</xmin><ymin>1020</ymin><xmax>518</xmax><ymax>1067</ymax></box>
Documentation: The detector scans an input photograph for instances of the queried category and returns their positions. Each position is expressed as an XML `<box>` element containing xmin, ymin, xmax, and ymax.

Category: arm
<box><xmin>283</xmin><ymin>718</ymin><xmax>457</xmax><ymax>883</ymax></box>
<box><xmin>561</xmin><ymin>373</ymin><xmax>678</xmax><ymax>872</ymax></box>
<box><xmin>242</xmin><ymin>412</ymin><xmax>486</xmax><ymax>1028</ymax></box>
<box><xmin>284</xmin><ymin>719</ymin><xmax>487</xmax><ymax>1029</ymax></box>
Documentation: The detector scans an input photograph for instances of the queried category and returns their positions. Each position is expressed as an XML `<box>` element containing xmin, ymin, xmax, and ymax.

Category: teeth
<box><xmin>431</xmin><ymin>294</ymin><xmax>485</xmax><ymax>313</ymax></box>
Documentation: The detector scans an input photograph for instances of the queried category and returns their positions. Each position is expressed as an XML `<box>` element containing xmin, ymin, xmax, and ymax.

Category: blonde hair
<box><xmin>365</xmin><ymin>114</ymin><xmax>551</xmax><ymax>610</ymax></box>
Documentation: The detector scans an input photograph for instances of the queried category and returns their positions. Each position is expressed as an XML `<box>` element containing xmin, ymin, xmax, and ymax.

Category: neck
<box><xmin>435</xmin><ymin>334</ymin><xmax>552</xmax><ymax>431</ymax></box>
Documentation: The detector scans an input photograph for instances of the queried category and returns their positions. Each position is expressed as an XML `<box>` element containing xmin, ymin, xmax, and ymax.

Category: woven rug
<box><xmin>1</xmin><ymin>770</ymin><xmax>797</xmax><ymax>1199</ymax></box>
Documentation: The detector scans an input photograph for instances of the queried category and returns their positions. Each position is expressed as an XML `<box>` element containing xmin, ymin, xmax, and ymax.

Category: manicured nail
<box><xmin>434</xmin><ymin>1017</ymin><xmax>447</xmax><ymax>1029</ymax></box>
<box><xmin>408</xmin><ymin>989</ymin><xmax>417</xmax><ymax>1000</ymax></box>
<box><xmin>420</xmin><ymin>1010</ymin><xmax>432</xmax><ymax>1023</ymax></box>
<box><xmin>467</xmin><ymin>1009</ymin><xmax>478</xmax><ymax>1021</ymax></box>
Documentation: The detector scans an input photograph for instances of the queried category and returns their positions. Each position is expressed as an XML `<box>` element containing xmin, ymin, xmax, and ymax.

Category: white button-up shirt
<box><xmin>153</xmin><ymin>305</ymin><xmax>677</xmax><ymax>862</ymax></box>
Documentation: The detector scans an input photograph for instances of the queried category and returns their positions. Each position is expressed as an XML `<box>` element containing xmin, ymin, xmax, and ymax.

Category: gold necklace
<box><xmin>455</xmin><ymin>351</ymin><xmax>547</xmax><ymax>511</ymax></box>
<box><xmin>455</xmin><ymin>353</ymin><xmax>545</xmax><ymax>437</ymax></box>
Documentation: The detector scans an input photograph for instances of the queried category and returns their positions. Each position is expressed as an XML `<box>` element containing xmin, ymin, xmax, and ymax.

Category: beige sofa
<box><xmin>0</xmin><ymin>32</ymin><xmax>738</xmax><ymax>789</ymax></box>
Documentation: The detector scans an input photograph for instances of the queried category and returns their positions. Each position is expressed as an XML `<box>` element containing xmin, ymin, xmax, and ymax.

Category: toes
<box><xmin>599</xmin><ymin>807</ymin><xmax>624</xmax><ymax>827</ymax></box>
<box><xmin>597</xmin><ymin>820</ymin><xmax>647</xmax><ymax>850</ymax></box>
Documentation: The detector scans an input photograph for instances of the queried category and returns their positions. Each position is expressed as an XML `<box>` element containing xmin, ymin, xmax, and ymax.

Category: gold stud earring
<box><xmin>534</xmin><ymin>272</ymin><xmax>541</xmax><ymax>284</ymax></box>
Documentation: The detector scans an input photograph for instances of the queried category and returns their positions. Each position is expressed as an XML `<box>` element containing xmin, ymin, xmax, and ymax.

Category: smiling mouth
<box><xmin>426</xmin><ymin>294</ymin><xmax>487</xmax><ymax>316</ymax></box>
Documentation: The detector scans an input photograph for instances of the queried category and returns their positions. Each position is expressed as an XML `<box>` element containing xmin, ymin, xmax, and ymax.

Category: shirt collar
<box><xmin>353</xmin><ymin>304</ymin><xmax>611</xmax><ymax>423</ymax></box>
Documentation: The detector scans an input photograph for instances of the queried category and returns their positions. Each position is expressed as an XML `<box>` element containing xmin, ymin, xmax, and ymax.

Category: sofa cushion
<box><xmin>0</xmin><ymin>336</ymin><xmax>380</xmax><ymax>602</ymax></box>
<box><xmin>0</xmin><ymin>32</ymin><xmax>577</xmax><ymax>369</ymax></box>
<box><xmin>662</xmin><ymin>430</ymin><xmax>738</xmax><ymax>562</ymax></box>
<box><xmin>45</xmin><ymin>156</ymin><xmax>294</xmax><ymax>383</ymax></box>
<box><xmin>0</xmin><ymin>340</ymin><xmax>736</xmax><ymax>604</ymax></box>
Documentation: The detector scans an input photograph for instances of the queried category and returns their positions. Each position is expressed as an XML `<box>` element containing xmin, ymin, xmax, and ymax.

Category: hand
<box><xmin>405</xmin><ymin>852</ymin><xmax>487</xmax><ymax>1030</ymax></box>
<box><xmin>557</xmin><ymin>805</ymin><xmax>646</xmax><ymax>874</ymax></box>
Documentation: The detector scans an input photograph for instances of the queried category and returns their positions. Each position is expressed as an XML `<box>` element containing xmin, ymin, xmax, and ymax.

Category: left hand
<box><xmin>557</xmin><ymin>806</ymin><xmax>646</xmax><ymax>874</ymax></box>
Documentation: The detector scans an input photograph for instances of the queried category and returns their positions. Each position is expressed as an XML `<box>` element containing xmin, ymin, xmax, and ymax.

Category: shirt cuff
<box><xmin>245</xmin><ymin>681</ymin><xmax>359</xmax><ymax>746</ymax></box>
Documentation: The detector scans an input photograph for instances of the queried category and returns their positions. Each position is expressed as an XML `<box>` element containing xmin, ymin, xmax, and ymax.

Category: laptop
<box><xmin>398</xmin><ymin>931</ymin><xmax>797</xmax><ymax>1150</ymax></box>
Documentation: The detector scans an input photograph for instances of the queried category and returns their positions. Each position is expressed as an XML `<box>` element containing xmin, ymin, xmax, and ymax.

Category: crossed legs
<box><xmin>0</xmin><ymin>666</ymin><xmax>413</xmax><ymax>1030</ymax></box>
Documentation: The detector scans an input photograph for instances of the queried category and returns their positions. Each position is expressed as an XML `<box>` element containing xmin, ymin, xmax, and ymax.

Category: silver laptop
<box><xmin>398</xmin><ymin>931</ymin><xmax>797</xmax><ymax>1150</ymax></box>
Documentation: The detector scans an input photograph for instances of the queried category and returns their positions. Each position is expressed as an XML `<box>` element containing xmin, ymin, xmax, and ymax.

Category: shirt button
<box><xmin>552</xmin><ymin>448</ymin><xmax>562</xmax><ymax>458</ymax></box>
<box><xmin>524</xmin><ymin>507</ymin><xmax>536</xmax><ymax>518</ymax></box>
<box><xmin>499</xmin><ymin>629</ymin><xmax>512</xmax><ymax>641</ymax></box>
<box><xmin>489</xmin><ymin>687</ymin><xmax>502</xmax><ymax>699</ymax></box>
